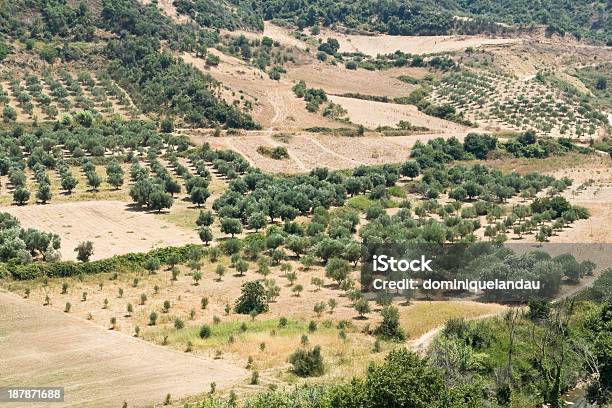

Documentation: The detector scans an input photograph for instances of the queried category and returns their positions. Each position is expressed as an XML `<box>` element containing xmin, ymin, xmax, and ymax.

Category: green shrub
<box><xmin>234</xmin><ymin>281</ymin><xmax>269</xmax><ymax>314</ymax></box>
<box><xmin>374</xmin><ymin>305</ymin><xmax>406</xmax><ymax>341</ymax></box>
<box><xmin>288</xmin><ymin>345</ymin><xmax>324</xmax><ymax>377</ymax></box>
<box><xmin>7</xmin><ymin>244</ymin><xmax>203</xmax><ymax>280</ymax></box>
<box><xmin>199</xmin><ymin>325</ymin><xmax>212</xmax><ymax>339</ymax></box>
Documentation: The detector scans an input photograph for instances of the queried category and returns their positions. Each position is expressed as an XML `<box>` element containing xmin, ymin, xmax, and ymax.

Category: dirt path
<box><xmin>0</xmin><ymin>290</ymin><xmax>247</xmax><ymax>408</ymax></box>
<box><xmin>268</xmin><ymin>88</ymin><xmax>285</xmax><ymax>129</ymax></box>
<box><xmin>410</xmin><ymin>310</ymin><xmax>504</xmax><ymax>355</ymax></box>
<box><xmin>410</xmin><ymin>276</ymin><xmax>599</xmax><ymax>354</ymax></box>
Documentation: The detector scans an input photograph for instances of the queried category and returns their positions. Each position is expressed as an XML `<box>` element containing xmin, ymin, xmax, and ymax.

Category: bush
<box><xmin>13</xmin><ymin>188</ymin><xmax>30</xmax><ymax>205</ymax></box>
<box><xmin>374</xmin><ymin>305</ymin><xmax>406</xmax><ymax>341</ymax></box>
<box><xmin>345</xmin><ymin>61</ymin><xmax>358</xmax><ymax>70</ymax></box>
<box><xmin>234</xmin><ymin>281</ymin><xmax>269</xmax><ymax>314</ymax></box>
<box><xmin>256</xmin><ymin>146</ymin><xmax>289</xmax><ymax>160</ymax></box>
<box><xmin>75</xmin><ymin>241</ymin><xmax>94</xmax><ymax>262</ymax></box>
<box><xmin>199</xmin><ymin>324</ymin><xmax>212</xmax><ymax>339</ymax></box>
<box><xmin>288</xmin><ymin>345</ymin><xmax>325</xmax><ymax>377</ymax></box>
<box><xmin>149</xmin><ymin>311</ymin><xmax>158</xmax><ymax>325</ymax></box>
<box><xmin>7</xmin><ymin>244</ymin><xmax>203</xmax><ymax>280</ymax></box>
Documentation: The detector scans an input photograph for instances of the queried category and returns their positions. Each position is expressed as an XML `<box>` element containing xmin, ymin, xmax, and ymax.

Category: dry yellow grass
<box><xmin>188</xmin><ymin>131</ymin><xmax>478</xmax><ymax>174</ymax></box>
<box><xmin>317</xmin><ymin>29</ymin><xmax>518</xmax><ymax>56</ymax></box>
<box><xmin>399</xmin><ymin>300</ymin><xmax>508</xmax><ymax>339</ymax></box>
<box><xmin>4</xmin><ymin>261</ymin><xmax>509</xmax><ymax>388</ymax></box>
<box><xmin>0</xmin><ymin>200</ymin><xmax>201</xmax><ymax>260</ymax></box>
<box><xmin>328</xmin><ymin>95</ymin><xmax>467</xmax><ymax>131</ymax></box>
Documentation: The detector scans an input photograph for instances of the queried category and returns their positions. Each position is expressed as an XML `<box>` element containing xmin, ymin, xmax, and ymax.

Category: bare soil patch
<box><xmin>0</xmin><ymin>290</ymin><xmax>246</xmax><ymax>408</ymax></box>
<box><xmin>0</xmin><ymin>201</ymin><xmax>200</xmax><ymax>261</ymax></box>
<box><xmin>317</xmin><ymin>30</ymin><xmax>518</xmax><ymax>56</ymax></box>
<box><xmin>329</xmin><ymin>95</ymin><xmax>467</xmax><ymax>131</ymax></box>
<box><xmin>187</xmin><ymin>131</ymin><xmax>472</xmax><ymax>173</ymax></box>
<box><xmin>286</xmin><ymin>64</ymin><xmax>417</xmax><ymax>98</ymax></box>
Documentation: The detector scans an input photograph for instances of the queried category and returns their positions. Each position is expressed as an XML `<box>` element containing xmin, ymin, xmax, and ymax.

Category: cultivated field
<box><xmin>187</xmin><ymin>131</ymin><xmax>474</xmax><ymax>173</ymax></box>
<box><xmin>427</xmin><ymin>69</ymin><xmax>607</xmax><ymax>138</ymax></box>
<box><xmin>328</xmin><ymin>95</ymin><xmax>468</xmax><ymax>131</ymax></box>
<box><xmin>3</xmin><ymin>258</ymin><xmax>507</xmax><ymax>390</ymax></box>
<box><xmin>317</xmin><ymin>29</ymin><xmax>519</xmax><ymax>56</ymax></box>
<box><xmin>0</xmin><ymin>69</ymin><xmax>139</xmax><ymax>122</ymax></box>
<box><xmin>0</xmin><ymin>201</ymin><xmax>201</xmax><ymax>260</ymax></box>
<box><xmin>0</xmin><ymin>289</ymin><xmax>246</xmax><ymax>408</ymax></box>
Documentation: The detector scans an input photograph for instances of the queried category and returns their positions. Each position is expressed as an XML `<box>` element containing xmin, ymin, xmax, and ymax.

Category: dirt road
<box><xmin>0</xmin><ymin>290</ymin><xmax>247</xmax><ymax>407</ymax></box>
<box><xmin>410</xmin><ymin>276</ymin><xmax>600</xmax><ymax>355</ymax></box>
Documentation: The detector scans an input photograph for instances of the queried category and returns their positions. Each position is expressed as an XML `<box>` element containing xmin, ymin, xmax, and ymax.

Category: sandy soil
<box><xmin>543</xmin><ymin>163</ymin><xmax>612</xmax><ymax>243</ymax></box>
<box><xmin>318</xmin><ymin>29</ymin><xmax>518</xmax><ymax>56</ymax></box>
<box><xmin>187</xmin><ymin>131</ymin><xmax>472</xmax><ymax>173</ymax></box>
<box><xmin>0</xmin><ymin>201</ymin><xmax>201</xmax><ymax>261</ymax></box>
<box><xmin>0</xmin><ymin>289</ymin><xmax>246</xmax><ymax>408</ymax></box>
<box><xmin>286</xmin><ymin>64</ymin><xmax>417</xmax><ymax>98</ymax></box>
<box><xmin>328</xmin><ymin>95</ymin><xmax>468</xmax><ymax>131</ymax></box>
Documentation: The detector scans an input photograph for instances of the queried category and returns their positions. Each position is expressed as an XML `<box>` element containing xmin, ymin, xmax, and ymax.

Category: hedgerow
<box><xmin>7</xmin><ymin>244</ymin><xmax>202</xmax><ymax>280</ymax></box>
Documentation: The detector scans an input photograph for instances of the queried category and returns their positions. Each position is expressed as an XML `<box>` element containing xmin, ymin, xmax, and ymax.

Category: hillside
<box><xmin>0</xmin><ymin>1</ymin><xmax>611</xmax><ymax>408</ymax></box>
<box><xmin>1</xmin><ymin>0</ymin><xmax>610</xmax><ymax>44</ymax></box>
<box><xmin>174</xmin><ymin>0</ymin><xmax>610</xmax><ymax>43</ymax></box>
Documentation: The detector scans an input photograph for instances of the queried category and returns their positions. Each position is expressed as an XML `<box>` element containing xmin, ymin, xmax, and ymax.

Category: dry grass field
<box><xmin>2</xmin><ymin>257</ymin><xmax>507</xmax><ymax>391</ymax></box>
<box><xmin>186</xmin><ymin>131</ymin><xmax>477</xmax><ymax>173</ymax></box>
<box><xmin>286</xmin><ymin>64</ymin><xmax>418</xmax><ymax>98</ymax></box>
<box><xmin>0</xmin><ymin>289</ymin><xmax>247</xmax><ymax>408</ymax></box>
<box><xmin>0</xmin><ymin>201</ymin><xmax>201</xmax><ymax>260</ymax></box>
<box><xmin>317</xmin><ymin>28</ymin><xmax>519</xmax><ymax>55</ymax></box>
<box><xmin>328</xmin><ymin>95</ymin><xmax>468</xmax><ymax>131</ymax></box>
